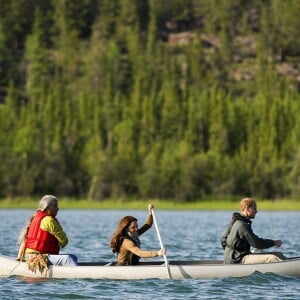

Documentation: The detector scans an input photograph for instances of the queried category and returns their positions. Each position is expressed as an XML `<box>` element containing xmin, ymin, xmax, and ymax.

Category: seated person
<box><xmin>110</xmin><ymin>204</ymin><xmax>166</xmax><ymax>265</ymax></box>
<box><xmin>220</xmin><ymin>197</ymin><xmax>286</xmax><ymax>264</ymax></box>
<box><xmin>17</xmin><ymin>195</ymin><xmax>78</xmax><ymax>271</ymax></box>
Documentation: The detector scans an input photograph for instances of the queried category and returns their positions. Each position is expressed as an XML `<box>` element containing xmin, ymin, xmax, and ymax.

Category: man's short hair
<box><xmin>240</xmin><ymin>197</ymin><xmax>256</xmax><ymax>211</ymax></box>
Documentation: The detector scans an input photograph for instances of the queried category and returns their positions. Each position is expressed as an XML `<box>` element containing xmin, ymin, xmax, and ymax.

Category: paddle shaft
<box><xmin>151</xmin><ymin>208</ymin><xmax>171</xmax><ymax>279</ymax></box>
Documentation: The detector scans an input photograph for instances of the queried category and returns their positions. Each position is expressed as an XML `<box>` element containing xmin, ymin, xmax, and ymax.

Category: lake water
<box><xmin>0</xmin><ymin>209</ymin><xmax>299</xmax><ymax>299</ymax></box>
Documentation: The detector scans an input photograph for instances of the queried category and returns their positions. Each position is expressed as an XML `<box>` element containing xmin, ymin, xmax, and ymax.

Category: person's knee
<box><xmin>48</xmin><ymin>254</ymin><xmax>78</xmax><ymax>266</ymax></box>
<box><xmin>265</xmin><ymin>254</ymin><xmax>282</xmax><ymax>263</ymax></box>
<box><xmin>66</xmin><ymin>254</ymin><xmax>78</xmax><ymax>266</ymax></box>
<box><xmin>272</xmin><ymin>252</ymin><xmax>287</xmax><ymax>260</ymax></box>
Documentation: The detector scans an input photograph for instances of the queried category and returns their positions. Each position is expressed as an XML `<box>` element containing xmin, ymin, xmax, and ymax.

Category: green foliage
<box><xmin>25</xmin><ymin>8</ymin><xmax>53</xmax><ymax>98</ymax></box>
<box><xmin>0</xmin><ymin>20</ymin><xmax>10</xmax><ymax>87</ymax></box>
<box><xmin>0</xmin><ymin>1</ymin><xmax>299</xmax><ymax>201</ymax></box>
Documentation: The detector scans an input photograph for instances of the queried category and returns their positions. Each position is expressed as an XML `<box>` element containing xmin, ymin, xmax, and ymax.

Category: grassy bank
<box><xmin>0</xmin><ymin>198</ymin><xmax>300</xmax><ymax>211</ymax></box>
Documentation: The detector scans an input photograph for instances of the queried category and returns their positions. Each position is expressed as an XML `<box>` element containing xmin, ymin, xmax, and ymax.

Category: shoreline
<box><xmin>1</xmin><ymin>198</ymin><xmax>300</xmax><ymax>211</ymax></box>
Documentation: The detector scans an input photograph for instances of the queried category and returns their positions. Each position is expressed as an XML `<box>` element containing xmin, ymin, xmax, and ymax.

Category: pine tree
<box><xmin>0</xmin><ymin>20</ymin><xmax>10</xmax><ymax>87</ymax></box>
<box><xmin>24</xmin><ymin>8</ymin><xmax>52</xmax><ymax>99</ymax></box>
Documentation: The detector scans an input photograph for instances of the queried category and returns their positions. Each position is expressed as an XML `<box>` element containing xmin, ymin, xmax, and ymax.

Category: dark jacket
<box><xmin>220</xmin><ymin>212</ymin><xmax>275</xmax><ymax>264</ymax></box>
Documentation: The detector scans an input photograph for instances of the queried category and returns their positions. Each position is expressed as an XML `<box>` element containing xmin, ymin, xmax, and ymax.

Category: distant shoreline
<box><xmin>1</xmin><ymin>198</ymin><xmax>299</xmax><ymax>211</ymax></box>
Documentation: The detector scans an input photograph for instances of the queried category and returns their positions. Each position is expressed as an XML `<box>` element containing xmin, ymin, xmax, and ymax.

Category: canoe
<box><xmin>1</xmin><ymin>254</ymin><xmax>300</xmax><ymax>280</ymax></box>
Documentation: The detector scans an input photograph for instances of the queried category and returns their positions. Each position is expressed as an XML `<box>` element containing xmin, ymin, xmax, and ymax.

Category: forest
<box><xmin>0</xmin><ymin>0</ymin><xmax>299</xmax><ymax>202</ymax></box>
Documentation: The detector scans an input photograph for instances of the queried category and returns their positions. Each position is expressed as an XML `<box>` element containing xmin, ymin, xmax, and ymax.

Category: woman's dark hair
<box><xmin>110</xmin><ymin>216</ymin><xmax>137</xmax><ymax>253</ymax></box>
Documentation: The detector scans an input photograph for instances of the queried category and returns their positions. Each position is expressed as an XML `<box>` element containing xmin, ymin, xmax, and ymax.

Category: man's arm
<box><xmin>242</xmin><ymin>224</ymin><xmax>274</xmax><ymax>250</ymax></box>
<box><xmin>40</xmin><ymin>216</ymin><xmax>69</xmax><ymax>248</ymax></box>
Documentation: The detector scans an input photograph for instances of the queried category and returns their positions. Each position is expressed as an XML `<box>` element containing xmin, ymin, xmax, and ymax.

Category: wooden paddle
<box><xmin>151</xmin><ymin>207</ymin><xmax>172</xmax><ymax>279</ymax></box>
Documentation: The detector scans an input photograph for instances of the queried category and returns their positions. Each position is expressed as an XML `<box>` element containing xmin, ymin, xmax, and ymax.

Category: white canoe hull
<box><xmin>1</xmin><ymin>255</ymin><xmax>300</xmax><ymax>280</ymax></box>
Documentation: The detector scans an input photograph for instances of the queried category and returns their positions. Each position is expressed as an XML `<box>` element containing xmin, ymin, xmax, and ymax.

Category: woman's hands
<box><xmin>148</xmin><ymin>204</ymin><xmax>154</xmax><ymax>215</ymax></box>
<box><xmin>157</xmin><ymin>249</ymin><xmax>167</xmax><ymax>256</ymax></box>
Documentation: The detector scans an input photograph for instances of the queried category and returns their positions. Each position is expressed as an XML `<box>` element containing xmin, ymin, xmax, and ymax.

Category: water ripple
<box><xmin>1</xmin><ymin>210</ymin><xmax>300</xmax><ymax>299</ymax></box>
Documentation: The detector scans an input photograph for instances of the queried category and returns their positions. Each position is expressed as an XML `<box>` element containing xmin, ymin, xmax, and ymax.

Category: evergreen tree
<box><xmin>0</xmin><ymin>20</ymin><xmax>10</xmax><ymax>88</ymax></box>
<box><xmin>0</xmin><ymin>0</ymin><xmax>300</xmax><ymax>200</ymax></box>
<box><xmin>24</xmin><ymin>8</ymin><xmax>52</xmax><ymax>99</ymax></box>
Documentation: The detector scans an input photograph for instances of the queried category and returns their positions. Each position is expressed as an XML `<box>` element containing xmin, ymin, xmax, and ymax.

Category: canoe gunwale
<box><xmin>1</xmin><ymin>254</ymin><xmax>300</xmax><ymax>280</ymax></box>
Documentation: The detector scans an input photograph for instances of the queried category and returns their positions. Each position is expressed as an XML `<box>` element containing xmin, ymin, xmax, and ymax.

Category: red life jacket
<box><xmin>25</xmin><ymin>211</ymin><xmax>60</xmax><ymax>254</ymax></box>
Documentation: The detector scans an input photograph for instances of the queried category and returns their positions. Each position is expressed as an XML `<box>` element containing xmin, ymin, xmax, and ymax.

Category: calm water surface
<box><xmin>0</xmin><ymin>209</ymin><xmax>299</xmax><ymax>299</ymax></box>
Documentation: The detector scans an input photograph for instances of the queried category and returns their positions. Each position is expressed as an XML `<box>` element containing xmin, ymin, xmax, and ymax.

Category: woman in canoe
<box><xmin>110</xmin><ymin>204</ymin><xmax>166</xmax><ymax>265</ymax></box>
<box><xmin>17</xmin><ymin>195</ymin><xmax>78</xmax><ymax>272</ymax></box>
<box><xmin>220</xmin><ymin>197</ymin><xmax>286</xmax><ymax>264</ymax></box>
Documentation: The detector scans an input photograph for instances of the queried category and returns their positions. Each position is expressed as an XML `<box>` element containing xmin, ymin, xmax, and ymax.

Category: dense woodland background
<box><xmin>0</xmin><ymin>0</ymin><xmax>299</xmax><ymax>202</ymax></box>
